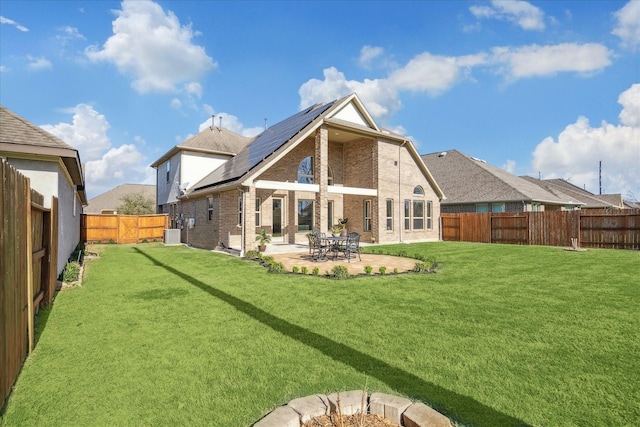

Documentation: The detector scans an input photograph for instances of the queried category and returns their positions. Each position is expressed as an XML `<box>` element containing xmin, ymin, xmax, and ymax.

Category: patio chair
<box><xmin>344</xmin><ymin>232</ymin><xmax>361</xmax><ymax>262</ymax></box>
<box><xmin>310</xmin><ymin>231</ymin><xmax>328</xmax><ymax>260</ymax></box>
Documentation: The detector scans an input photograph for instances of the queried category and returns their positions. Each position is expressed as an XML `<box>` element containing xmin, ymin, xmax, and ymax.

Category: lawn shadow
<box><xmin>133</xmin><ymin>248</ymin><xmax>530</xmax><ymax>427</ymax></box>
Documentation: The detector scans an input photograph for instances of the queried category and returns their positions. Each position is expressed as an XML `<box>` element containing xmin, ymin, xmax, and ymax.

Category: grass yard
<box><xmin>1</xmin><ymin>242</ymin><xmax>638</xmax><ymax>427</ymax></box>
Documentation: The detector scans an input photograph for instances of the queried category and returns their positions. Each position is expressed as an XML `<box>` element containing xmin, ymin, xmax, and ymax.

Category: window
<box><xmin>298</xmin><ymin>200</ymin><xmax>314</xmax><ymax>231</ymax></box>
<box><xmin>166</xmin><ymin>161</ymin><xmax>170</xmax><ymax>183</ymax></box>
<box><xmin>476</xmin><ymin>203</ymin><xmax>489</xmax><ymax>213</ymax></box>
<box><xmin>297</xmin><ymin>156</ymin><xmax>314</xmax><ymax>184</ymax></box>
<box><xmin>255</xmin><ymin>198</ymin><xmax>261</xmax><ymax>227</ymax></box>
<box><xmin>238</xmin><ymin>197</ymin><xmax>243</xmax><ymax>226</ymax></box>
<box><xmin>208</xmin><ymin>197</ymin><xmax>214</xmax><ymax>221</ymax></box>
<box><xmin>328</xmin><ymin>166</ymin><xmax>334</xmax><ymax>186</ymax></box>
<box><xmin>413</xmin><ymin>185</ymin><xmax>424</xmax><ymax>195</ymax></box>
<box><xmin>386</xmin><ymin>199</ymin><xmax>393</xmax><ymax>231</ymax></box>
<box><xmin>426</xmin><ymin>200</ymin><xmax>433</xmax><ymax>229</ymax></box>
<box><xmin>364</xmin><ymin>200</ymin><xmax>372</xmax><ymax>232</ymax></box>
<box><xmin>327</xmin><ymin>200</ymin><xmax>334</xmax><ymax>230</ymax></box>
<box><xmin>413</xmin><ymin>200</ymin><xmax>424</xmax><ymax>229</ymax></box>
<box><xmin>404</xmin><ymin>200</ymin><xmax>411</xmax><ymax>230</ymax></box>
<box><xmin>492</xmin><ymin>203</ymin><xmax>505</xmax><ymax>213</ymax></box>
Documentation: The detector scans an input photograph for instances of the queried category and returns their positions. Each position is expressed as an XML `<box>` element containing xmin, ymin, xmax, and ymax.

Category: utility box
<box><xmin>164</xmin><ymin>229</ymin><xmax>181</xmax><ymax>245</ymax></box>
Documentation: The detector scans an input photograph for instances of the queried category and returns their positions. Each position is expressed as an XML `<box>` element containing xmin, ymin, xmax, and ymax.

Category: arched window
<box><xmin>297</xmin><ymin>156</ymin><xmax>314</xmax><ymax>184</ymax></box>
<box><xmin>413</xmin><ymin>185</ymin><xmax>424</xmax><ymax>195</ymax></box>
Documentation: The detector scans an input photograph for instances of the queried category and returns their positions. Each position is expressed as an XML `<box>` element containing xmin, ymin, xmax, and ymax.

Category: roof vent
<box><xmin>438</xmin><ymin>151</ymin><xmax>447</xmax><ymax>157</ymax></box>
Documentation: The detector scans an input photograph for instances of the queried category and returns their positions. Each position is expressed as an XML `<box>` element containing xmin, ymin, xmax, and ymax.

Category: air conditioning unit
<box><xmin>164</xmin><ymin>229</ymin><xmax>181</xmax><ymax>245</ymax></box>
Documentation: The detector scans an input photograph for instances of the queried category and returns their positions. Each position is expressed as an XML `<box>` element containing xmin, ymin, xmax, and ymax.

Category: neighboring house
<box><xmin>151</xmin><ymin>123</ymin><xmax>253</xmax><ymax>228</ymax></box>
<box><xmin>153</xmin><ymin>93</ymin><xmax>444</xmax><ymax>254</ymax></box>
<box><xmin>0</xmin><ymin>105</ymin><xmax>87</xmax><ymax>276</ymax></box>
<box><xmin>520</xmin><ymin>177</ymin><xmax>624</xmax><ymax>209</ymax></box>
<box><xmin>421</xmin><ymin>149</ymin><xmax>583</xmax><ymax>213</ymax></box>
<box><xmin>85</xmin><ymin>183</ymin><xmax>156</xmax><ymax>214</ymax></box>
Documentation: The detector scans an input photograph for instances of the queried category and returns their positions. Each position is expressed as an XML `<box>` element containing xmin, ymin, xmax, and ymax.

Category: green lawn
<box><xmin>1</xmin><ymin>242</ymin><xmax>638</xmax><ymax>427</ymax></box>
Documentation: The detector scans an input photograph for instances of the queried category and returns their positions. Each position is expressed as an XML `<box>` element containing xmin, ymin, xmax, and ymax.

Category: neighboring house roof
<box><xmin>421</xmin><ymin>149</ymin><xmax>582</xmax><ymax>206</ymax></box>
<box><xmin>0</xmin><ymin>105</ymin><xmax>87</xmax><ymax>205</ymax></box>
<box><xmin>188</xmin><ymin>93</ymin><xmax>444</xmax><ymax>199</ymax></box>
<box><xmin>521</xmin><ymin>177</ymin><xmax>623</xmax><ymax>209</ymax></box>
<box><xmin>150</xmin><ymin>126</ymin><xmax>253</xmax><ymax>168</ymax></box>
<box><xmin>85</xmin><ymin>183</ymin><xmax>156</xmax><ymax>214</ymax></box>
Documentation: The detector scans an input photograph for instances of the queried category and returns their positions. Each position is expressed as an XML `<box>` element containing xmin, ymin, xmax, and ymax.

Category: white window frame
<box><xmin>413</xmin><ymin>200</ymin><xmax>424</xmax><ymax>230</ymax></box>
<box><xmin>386</xmin><ymin>199</ymin><xmax>393</xmax><ymax>231</ymax></box>
<box><xmin>238</xmin><ymin>197</ymin><xmax>243</xmax><ymax>226</ymax></box>
<box><xmin>404</xmin><ymin>199</ymin><xmax>411</xmax><ymax>230</ymax></box>
<box><xmin>207</xmin><ymin>197</ymin><xmax>214</xmax><ymax>221</ymax></box>
<box><xmin>297</xmin><ymin>156</ymin><xmax>314</xmax><ymax>184</ymax></box>
<box><xmin>255</xmin><ymin>197</ymin><xmax>261</xmax><ymax>227</ymax></box>
<box><xmin>364</xmin><ymin>200</ymin><xmax>372</xmax><ymax>232</ymax></box>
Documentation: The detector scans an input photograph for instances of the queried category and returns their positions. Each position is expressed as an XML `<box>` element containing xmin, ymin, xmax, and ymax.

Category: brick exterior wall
<box><xmin>170</xmin><ymin>123</ymin><xmax>441</xmax><ymax>251</ymax></box>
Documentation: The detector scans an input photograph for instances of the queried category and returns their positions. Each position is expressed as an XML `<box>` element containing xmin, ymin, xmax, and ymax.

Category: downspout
<box><xmin>399</xmin><ymin>140</ymin><xmax>407</xmax><ymax>243</ymax></box>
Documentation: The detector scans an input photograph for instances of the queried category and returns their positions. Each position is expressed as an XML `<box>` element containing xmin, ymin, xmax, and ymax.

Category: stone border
<box><xmin>253</xmin><ymin>391</ymin><xmax>452</xmax><ymax>427</ymax></box>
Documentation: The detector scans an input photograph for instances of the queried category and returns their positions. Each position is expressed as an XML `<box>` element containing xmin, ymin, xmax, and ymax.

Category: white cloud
<box><xmin>171</xmin><ymin>98</ymin><xmax>182</xmax><ymax>109</ymax></box>
<box><xmin>56</xmin><ymin>26</ymin><xmax>85</xmax><ymax>45</ymax></box>
<box><xmin>358</xmin><ymin>45</ymin><xmax>384</xmax><ymax>69</ymax></box>
<box><xmin>41</xmin><ymin>104</ymin><xmax>154</xmax><ymax>197</ymax></box>
<box><xmin>27</xmin><ymin>56</ymin><xmax>52</xmax><ymax>71</ymax></box>
<box><xmin>531</xmin><ymin>84</ymin><xmax>640</xmax><ymax>197</ymax></box>
<box><xmin>612</xmin><ymin>1</ymin><xmax>640</xmax><ymax>51</ymax></box>
<box><xmin>490</xmin><ymin>43</ymin><xmax>612</xmax><ymax>80</ymax></box>
<box><xmin>1</xmin><ymin>16</ymin><xmax>29</xmax><ymax>32</ymax></box>
<box><xmin>470</xmin><ymin>0</ymin><xmax>545</xmax><ymax>31</ymax></box>
<box><xmin>502</xmin><ymin>160</ymin><xmax>517</xmax><ymax>174</ymax></box>
<box><xmin>85</xmin><ymin>0</ymin><xmax>216</xmax><ymax>94</ymax></box>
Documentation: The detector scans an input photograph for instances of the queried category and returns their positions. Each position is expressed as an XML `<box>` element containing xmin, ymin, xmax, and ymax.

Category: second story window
<box><xmin>166</xmin><ymin>161</ymin><xmax>170</xmax><ymax>183</ymax></box>
<box><xmin>297</xmin><ymin>156</ymin><xmax>314</xmax><ymax>184</ymax></box>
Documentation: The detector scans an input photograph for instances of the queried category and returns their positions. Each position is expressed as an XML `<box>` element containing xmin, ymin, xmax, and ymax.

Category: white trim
<box><xmin>255</xmin><ymin>180</ymin><xmax>319</xmax><ymax>192</ymax></box>
<box><xmin>254</xmin><ymin>180</ymin><xmax>377</xmax><ymax>196</ymax></box>
<box><xmin>328</xmin><ymin>186</ymin><xmax>377</xmax><ymax>196</ymax></box>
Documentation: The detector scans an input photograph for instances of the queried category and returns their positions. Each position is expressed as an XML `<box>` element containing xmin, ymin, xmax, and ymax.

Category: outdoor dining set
<box><xmin>307</xmin><ymin>231</ymin><xmax>362</xmax><ymax>262</ymax></box>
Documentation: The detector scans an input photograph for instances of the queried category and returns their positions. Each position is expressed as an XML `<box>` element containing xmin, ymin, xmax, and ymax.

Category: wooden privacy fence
<box><xmin>81</xmin><ymin>214</ymin><xmax>169</xmax><ymax>244</ymax></box>
<box><xmin>1</xmin><ymin>159</ymin><xmax>58</xmax><ymax>409</ymax></box>
<box><xmin>441</xmin><ymin>209</ymin><xmax>640</xmax><ymax>249</ymax></box>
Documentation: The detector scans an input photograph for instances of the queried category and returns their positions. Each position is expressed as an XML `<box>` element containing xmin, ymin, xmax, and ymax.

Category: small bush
<box><xmin>142</xmin><ymin>239</ymin><xmax>148</xmax><ymax>243</ymax></box>
<box><xmin>245</xmin><ymin>250</ymin><xmax>259</xmax><ymax>259</ymax></box>
<box><xmin>331</xmin><ymin>265</ymin><xmax>350</xmax><ymax>280</ymax></box>
<box><xmin>63</xmin><ymin>261</ymin><xmax>81</xmax><ymax>283</ymax></box>
<box><xmin>108</xmin><ymin>239</ymin><xmax>116</xmax><ymax>244</ymax></box>
<box><xmin>312</xmin><ymin>267</ymin><xmax>320</xmax><ymax>276</ymax></box>
<box><xmin>364</xmin><ymin>265</ymin><xmax>373</xmax><ymax>275</ymax></box>
<box><xmin>301</xmin><ymin>266</ymin><xmax>308</xmax><ymax>275</ymax></box>
<box><xmin>393</xmin><ymin>267</ymin><xmax>399</xmax><ymax>274</ymax></box>
<box><xmin>268</xmin><ymin>262</ymin><xmax>285</xmax><ymax>274</ymax></box>
<box><xmin>379</xmin><ymin>266</ymin><xmax>387</xmax><ymax>275</ymax></box>
<box><xmin>261</xmin><ymin>256</ymin><xmax>274</xmax><ymax>265</ymax></box>
<box><xmin>413</xmin><ymin>258</ymin><xmax>437</xmax><ymax>273</ymax></box>
<box><xmin>292</xmin><ymin>266</ymin><xmax>299</xmax><ymax>274</ymax></box>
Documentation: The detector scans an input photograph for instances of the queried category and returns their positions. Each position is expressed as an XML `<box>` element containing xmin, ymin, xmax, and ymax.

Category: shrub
<box><xmin>268</xmin><ymin>261</ymin><xmax>285</xmax><ymax>274</ymax></box>
<box><xmin>413</xmin><ymin>258</ymin><xmax>437</xmax><ymax>273</ymax></box>
<box><xmin>331</xmin><ymin>265</ymin><xmax>350</xmax><ymax>280</ymax></box>
<box><xmin>244</xmin><ymin>250</ymin><xmax>259</xmax><ymax>259</ymax></box>
<box><xmin>292</xmin><ymin>266</ymin><xmax>299</xmax><ymax>274</ymax></box>
<box><xmin>108</xmin><ymin>239</ymin><xmax>116</xmax><ymax>244</ymax></box>
<box><xmin>364</xmin><ymin>265</ymin><xmax>373</xmax><ymax>275</ymax></box>
<box><xmin>63</xmin><ymin>261</ymin><xmax>81</xmax><ymax>283</ymax></box>
<box><xmin>142</xmin><ymin>239</ymin><xmax>148</xmax><ymax>243</ymax></box>
<box><xmin>301</xmin><ymin>266</ymin><xmax>308</xmax><ymax>275</ymax></box>
<box><xmin>393</xmin><ymin>267</ymin><xmax>399</xmax><ymax>274</ymax></box>
<box><xmin>379</xmin><ymin>266</ymin><xmax>387</xmax><ymax>275</ymax></box>
<box><xmin>312</xmin><ymin>267</ymin><xmax>320</xmax><ymax>276</ymax></box>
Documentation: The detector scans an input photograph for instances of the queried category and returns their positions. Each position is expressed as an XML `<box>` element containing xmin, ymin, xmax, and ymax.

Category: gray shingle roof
<box><xmin>150</xmin><ymin>126</ymin><xmax>253</xmax><ymax>168</ymax></box>
<box><xmin>421</xmin><ymin>149</ymin><xmax>578</xmax><ymax>205</ymax></box>
<box><xmin>521</xmin><ymin>177</ymin><xmax>622</xmax><ymax>208</ymax></box>
<box><xmin>0</xmin><ymin>105</ymin><xmax>87</xmax><ymax>205</ymax></box>
<box><xmin>85</xmin><ymin>184</ymin><xmax>156</xmax><ymax>214</ymax></box>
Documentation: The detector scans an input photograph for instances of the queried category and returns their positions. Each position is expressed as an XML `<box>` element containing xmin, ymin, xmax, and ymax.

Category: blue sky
<box><xmin>1</xmin><ymin>0</ymin><xmax>638</xmax><ymax>200</ymax></box>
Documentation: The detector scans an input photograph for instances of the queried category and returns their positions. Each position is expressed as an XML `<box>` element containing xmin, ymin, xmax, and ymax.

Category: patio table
<box><xmin>320</xmin><ymin>236</ymin><xmax>349</xmax><ymax>261</ymax></box>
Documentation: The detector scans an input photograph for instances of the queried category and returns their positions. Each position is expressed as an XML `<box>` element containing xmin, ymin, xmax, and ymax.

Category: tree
<box><xmin>116</xmin><ymin>192</ymin><xmax>155</xmax><ymax>215</ymax></box>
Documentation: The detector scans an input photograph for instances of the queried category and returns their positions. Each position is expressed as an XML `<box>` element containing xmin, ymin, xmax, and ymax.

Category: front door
<box><xmin>272</xmin><ymin>198</ymin><xmax>283</xmax><ymax>242</ymax></box>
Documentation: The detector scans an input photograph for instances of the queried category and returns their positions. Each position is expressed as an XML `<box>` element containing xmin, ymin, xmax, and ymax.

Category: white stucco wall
<box><xmin>5</xmin><ymin>157</ymin><xmax>81</xmax><ymax>275</ymax></box>
<box><xmin>181</xmin><ymin>152</ymin><xmax>230</xmax><ymax>191</ymax></box>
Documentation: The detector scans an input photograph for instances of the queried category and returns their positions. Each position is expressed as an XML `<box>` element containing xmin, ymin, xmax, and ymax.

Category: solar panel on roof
<box><xmin>193</xmin><ymin>100</ymin><xmax>336</xmax><ymax>190</ymax></box>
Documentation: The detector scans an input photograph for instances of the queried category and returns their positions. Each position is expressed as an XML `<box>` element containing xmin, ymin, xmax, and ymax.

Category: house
<box><xmin>153</xmin><ymin>94</ymin><xmax>444</xmax><ymax>254</ymax></box>
<box><xmin>85</xmin><ymin>183</ymin><xmax>156</xmax><ymax>214</ymax></box>
<box><xmin>520</xmin><ymin>177</ymin><xmax>624</xmax><ymax>209</ymax></box>
<box><xmin>151</xmin><ymin>123</ymin><xmax>253</xmax><ymax>228</ymax></box>
<box><xmin>0</xmin><ymin>105</ymin><xmax>87</xmax><ymax>275</ymax></box>
<box><xmin>421</xmin><ymin>149</ymin><xmax>583</xmax><ymax>213</ymax></box>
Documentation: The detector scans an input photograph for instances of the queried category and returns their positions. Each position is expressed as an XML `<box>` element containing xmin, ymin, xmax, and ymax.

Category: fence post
<box><xmin>25</xmin><ymin>179</ymin><xmax>34</xmax><ymax>354</ymax></box>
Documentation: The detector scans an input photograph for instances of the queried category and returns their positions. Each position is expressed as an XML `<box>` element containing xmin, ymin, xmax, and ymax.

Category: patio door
<box><xmin>272</xmin><ymin>198</ymin><xmax>283</xmax><ymax>242</ymax></box>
